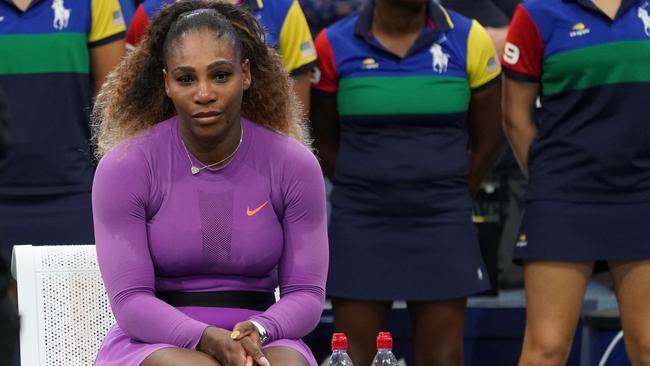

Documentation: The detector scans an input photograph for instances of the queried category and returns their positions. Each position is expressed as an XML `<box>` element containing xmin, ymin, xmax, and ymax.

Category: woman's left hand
<box><xmin>231</xmin><ymin>321</ymin><xmax>271</xmax><ymax>366</ymax></box>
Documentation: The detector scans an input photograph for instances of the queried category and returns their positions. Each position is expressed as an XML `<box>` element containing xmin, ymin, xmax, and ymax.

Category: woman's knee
<box><xmin>622</xmin><ymin>331</ymin><xmax>650</xmax><ymax>365</ymax></box>
<box><xmin>264</xmin><ymin>346</ymin><xmax>309</xmax><ymax>366</ymax></box>
<box><xmin>521</xmin><ymin>331</ymin><xmax>573</xmax><ymax>366</ymax></box>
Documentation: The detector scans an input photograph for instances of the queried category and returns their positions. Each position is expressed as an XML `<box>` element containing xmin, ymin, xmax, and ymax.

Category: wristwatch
<box><xmin>250</xmin><ymin>320</ymin><xmax>270</xmax><ymax>345</ymax></box>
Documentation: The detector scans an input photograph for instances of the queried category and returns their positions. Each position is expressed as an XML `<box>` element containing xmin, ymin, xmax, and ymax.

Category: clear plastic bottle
<box><xmin>371</xmin><ymin>332</ymin><xmax>398</xmax><ymax>366</ymax></box>
<box><xmin>329</xmin><ymin>333</ymin><xmax>354</xmax><ymax>366</ymax></box>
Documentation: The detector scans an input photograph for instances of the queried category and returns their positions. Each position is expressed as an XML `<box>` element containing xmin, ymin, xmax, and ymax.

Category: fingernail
<box><xmin>230</xmin><ymin>330</ymin><xmax>241</xmax><ymax>339</ymax></box>
<box><xmin>261</xmin><ymin>356</ymin><xmax>271</xmax><ymax>366</ymax></box>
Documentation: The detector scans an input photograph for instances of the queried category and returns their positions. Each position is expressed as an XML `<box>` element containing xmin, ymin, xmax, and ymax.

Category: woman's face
<box><xmin>164</xmin><ymin>28</ymin><xmax>251</xmax><ymax>144</ymax></box>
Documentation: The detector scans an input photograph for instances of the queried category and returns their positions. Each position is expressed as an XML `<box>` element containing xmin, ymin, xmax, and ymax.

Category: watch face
<box><xmin>251</xmin><ymin>320</ymin><xmax>270</xmax><ymax>344</ymax></box>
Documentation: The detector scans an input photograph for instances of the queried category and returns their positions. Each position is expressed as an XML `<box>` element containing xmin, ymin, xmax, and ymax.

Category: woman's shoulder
<box><xmin>97</xmin><ymin>117</ymin><xmax>176</xmax><ymax>172</ymax></box>
<box><xmin>247</xmin><ymin>120</ymin><xmax>319</xmax><ymax>168</ymax></box>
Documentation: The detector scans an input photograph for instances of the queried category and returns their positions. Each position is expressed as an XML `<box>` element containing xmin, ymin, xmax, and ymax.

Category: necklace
<box><xmin>181</xmin><ymin>124</ymin><xmax>243</xmax><ymax>175</ymax></box>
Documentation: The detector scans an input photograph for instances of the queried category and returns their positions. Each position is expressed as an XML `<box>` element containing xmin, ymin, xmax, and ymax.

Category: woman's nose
<box><xmin>194</xmin><ymin>81</ymin><xmax>216</xmax><ymax>104</ymax></box>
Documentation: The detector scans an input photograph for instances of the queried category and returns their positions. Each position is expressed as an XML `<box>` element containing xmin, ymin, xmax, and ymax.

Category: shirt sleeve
<box><xmin>466</xmin><ymin>20</ymin><xmax>502</xmax><ymax>91</ymax></box>
<box><xmin>278</xmin><ymin>0</ymin><xmax>317</xmax><ymax>74</ymax></box>
<box><xmin>501</xmin><ymin>4</ymin><xmax>543</xmax><ymax>81</ymax></box>
<box><xmin>311</xmin><ymin>29</ymin><xmax>338</xmax><ymax>93</ymax></box>
<box><xmin>125</xmin><ymin>4</ymin><xmax>150</xmax><ymax>48</ymax></box>
<box><xmin>248</xmin><ymin>143</ymin><xmax>328</xmax><ymax>341</ymax></box>
<box><xmin>93</xmin><ymin>145</ymin><xmax>209</xmax><ymax>348</ymax></box>
<box><xmin>89</xmin><ymin>0</ymin><xmax>126</xmax><ymax>47</ymax></box>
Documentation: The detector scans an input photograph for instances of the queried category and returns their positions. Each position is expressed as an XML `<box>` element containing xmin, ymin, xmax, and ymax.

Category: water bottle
<box><xmin>371</xmin><ymin>332</ymin><xmax>398</xmax><ymax>366</ymax></box>
<box><xmin>328</xmin><ymin>333</ymin><xmax>354</xmax><ymax>366</ymax></box>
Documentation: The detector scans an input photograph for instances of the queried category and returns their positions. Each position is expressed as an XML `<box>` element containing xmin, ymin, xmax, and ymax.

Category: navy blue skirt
<box><xmin>0</xmin><ymin>192</ymin><xmax>94</xmax><ymax>260</ymax></box>
<box><xmin>514</xmin><ymin>200</ymin><xmax>650</xmax><ymax>263</ymax></box>
<box><xmin>327</xmin><ymin>198</ymin><xmax>490</xmax><ymax>301</ymax></box>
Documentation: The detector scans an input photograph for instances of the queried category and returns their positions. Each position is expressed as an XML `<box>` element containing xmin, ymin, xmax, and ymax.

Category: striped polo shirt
<box><xmin>502</xmin><ymin>0</ymin><xmax>650</xmax><ymax>203</ymax></box>
<box><xmin>313</xmin><ymin>1</ymin><xmax>501</xmax><ymax>214</ymax></box>
<box><xmin>0</xmin><ymin>0</ymin><xmax>125</xmax><ymax>195</ymax></box>
<box><xmin>126</xmin><ymin>0</ymin><xmax>317</xmax><ymax>74</ymax></box>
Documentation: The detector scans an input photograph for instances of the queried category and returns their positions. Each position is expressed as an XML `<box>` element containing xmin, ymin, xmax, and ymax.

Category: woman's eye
<box><xmin>177</xmin><ymin>75</ymin><xmax>193</xmax><ymax>84</ymax></box>
<box><xmin>214</xmin><ymin>72</ymin><xmax>231</xmax><ymax>82</ymax></box>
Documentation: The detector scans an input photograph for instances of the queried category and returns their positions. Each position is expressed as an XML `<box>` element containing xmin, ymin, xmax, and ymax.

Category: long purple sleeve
<box><xmin>92</xmin><ymin>118</ymin><xmax>328</xmax><ymax>348</ymax></box>
<box><xmin>248</xmin><ymin>138</ymin><xmax>329</xmax><ymax>341</ymax></box>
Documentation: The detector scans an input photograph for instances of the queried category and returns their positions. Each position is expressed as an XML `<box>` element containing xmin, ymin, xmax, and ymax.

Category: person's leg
<box><xmin>332</xmin><ymin>298</ymin><xmax>392</xmax><ymax>366</ymax></box>
<box><xmin>518</xmin><ymin>261</ymin><xmax>592</xmax><ymax>366</ymax></box>
<box><xmin>407</xmin><ymin>298</ymin><xmax>466</xmax><ymax>366</ymax></box>
<box><xmin>265</xmin><ymin>346</ymin><xmax>310</xmax><ymax>366</ymax></box>
<box><xmin>141</xmin><ymin>347</ymin><xmax>221</xmax><ymax>366</ymax></box>
<box><xmin>609</xmin><ymin>260</ymin><xmax>650</xmax><ymax>365</ymax></box>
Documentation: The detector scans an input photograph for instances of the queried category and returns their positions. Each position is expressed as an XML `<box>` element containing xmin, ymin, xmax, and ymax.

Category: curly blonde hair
<box><xmin>92</xmin><ymin>0</ymin><xmax>307</xmax><ymax>158</ymax></box>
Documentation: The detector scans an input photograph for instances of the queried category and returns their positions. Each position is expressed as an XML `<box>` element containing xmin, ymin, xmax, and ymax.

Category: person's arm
<box><xmin>311</xmin><ymin>90</ymin><xmax>339</xmax><ymax>178</ymax></box>
<box><xmin>88</xmin><ymin>0</ymin><xmax>127</xmax><ymax>94</ymax></box>
<box><xmin>465</xmin><ymin>20</ymin><xmax>503</xmax><ymax>195</ymax></box>
<box><xmin>292</xmin><ymin>70</ymin><xmax>313</xmax><ymax>117</ymax></box>
<box><xmin>502</xmin><ymin>78</ymin><xmax>538</xmax><ymax>176</ymax></box>
<box><xmin>247</xmin><ymin>143</ymin><xmax>328</xmax><ymax>342</ymax></box>
<box><xmin>310</xmin><ymin>29</ymin><xmax>340</xmax><ymax>178</ymax></box>
<box><xmin>468</xmin><ymin>83</ymin><xmax>502</xmax><ymax>194</ymax></box>
<box><xmin>278</xmin><ymin>0</ymin><xmax>317</xmax><ymax>119</ymax></box>
<box><xmin>90</xmin><ymin>40</ymin><xmax>125</xmax><ymax>94</ymax></box>
<box><xmin>500</xmin><ymin>4</ymin><xmax>544</xmax><ymax>176</ymax></box>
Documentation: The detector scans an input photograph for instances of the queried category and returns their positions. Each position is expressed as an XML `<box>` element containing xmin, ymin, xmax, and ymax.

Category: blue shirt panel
<box><xmin>0</xmin><ymin>0</ymin><xmax>91</xmax><ymax>35</ymax></box>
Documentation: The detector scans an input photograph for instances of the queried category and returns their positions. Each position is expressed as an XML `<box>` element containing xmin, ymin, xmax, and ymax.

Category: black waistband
<box><xmin>156</xmin><ymin>291</ymin><xmax>276</xmax><ymax>311</ymax></box>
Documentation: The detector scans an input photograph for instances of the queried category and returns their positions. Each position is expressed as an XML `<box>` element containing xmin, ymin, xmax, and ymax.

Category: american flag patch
<box><xmin>112</xmin><ymin>10</ymin><xmax>124</xmax><ymax>27</ymax></box>
<box><xmin>487</xmin><ymin>55</ymin><xmax>499</xmax><ymax>73</ymax></box>
<box><xmin>300</xmin><ymin>41</ymin><xmax>316</xmax><ymax>58</ymax></box>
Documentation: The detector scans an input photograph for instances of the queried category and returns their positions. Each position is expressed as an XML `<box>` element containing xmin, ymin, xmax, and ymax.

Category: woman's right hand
<box><xmin>198</xmin><ymin>326</ymin><xmax>253</xmax><ymax>366</ymax></box>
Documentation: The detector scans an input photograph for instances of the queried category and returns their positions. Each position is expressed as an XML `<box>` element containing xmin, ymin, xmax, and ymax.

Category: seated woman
<box><xmin>91</xmin><ymin>1</ymin><xmax>328</xmax><ymax>365</ymax></box>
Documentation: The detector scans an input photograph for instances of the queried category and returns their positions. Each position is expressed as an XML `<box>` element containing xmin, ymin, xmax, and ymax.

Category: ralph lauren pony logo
<box><xmin>639</xmin><ymin>3</ymin><xmax>650</xmax><ymax>36</ymax></box>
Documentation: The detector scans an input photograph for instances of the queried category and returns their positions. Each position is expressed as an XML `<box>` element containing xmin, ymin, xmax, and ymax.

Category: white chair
<box><xmin>11</xmin><ymin>245</ymin><xmax>115</xmax><ymax>366</ymax></box>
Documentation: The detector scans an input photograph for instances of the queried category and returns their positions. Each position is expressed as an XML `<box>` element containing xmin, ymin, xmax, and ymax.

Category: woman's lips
<box><xmin>192</xmin><ymin>111</ymin><xmax>222</xmax><ymax>124</ymax></box>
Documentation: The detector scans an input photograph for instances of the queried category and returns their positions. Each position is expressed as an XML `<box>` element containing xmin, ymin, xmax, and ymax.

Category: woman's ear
<box><xmin>163</xmin><ymin>69</ymin><xmax>171</xmax><ymax>97</ymax></box>
<box><xmin>242</xmin><ymin>59</ymin><xmax>252</xmax><ymax>90</ymax></box>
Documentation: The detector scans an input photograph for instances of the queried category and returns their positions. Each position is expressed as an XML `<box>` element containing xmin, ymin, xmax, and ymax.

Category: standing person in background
<box><xmin>502</xmin><ymin>0</ymin><xmax>650</xmax><ymax>364</ymax></box>
<box><xmin>0</xmin><ymin>0</ymin><xmax>125</xmax><ymax>260</ymax></box>
<box><xmin>126</xmin><ymin>0</ymin><xmax>316</xmax><ymax>119</ymax></box>
<box><xmin>92</xmin><ymin>1</ymin><xmax>328</xmax><ymax>365</ymax></box>
<box><xmin>311</xmin><ymin>0</ymin><xmax>502</xmax><ymax>364</ymax></box>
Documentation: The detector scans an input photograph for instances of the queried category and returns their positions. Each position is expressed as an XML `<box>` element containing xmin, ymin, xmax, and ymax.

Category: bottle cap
<box><xmin>331</xmin><ymin>333</ymin><xmax>348</xmax><ymax>350</ymax></box>
<box><xmin>376</xmin><ymin>331</ymin><xmax>393</xmax><ymax>349</ymax></box>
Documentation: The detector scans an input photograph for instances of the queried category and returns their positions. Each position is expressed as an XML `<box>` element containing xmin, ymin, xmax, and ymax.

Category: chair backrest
<box><xmin>11</xmin><ymin>245</ymin><xmax>115</xmax><ymax>366</ymax></box>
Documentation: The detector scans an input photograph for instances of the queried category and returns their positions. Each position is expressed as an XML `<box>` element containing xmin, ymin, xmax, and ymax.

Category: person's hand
<box><xmin>231</xmin><ymin>321</ymin><xmax>271</xmax><ymax>366</ymax></box>
<box><xmin>198</xmin><ymin>326</ymin><xmax>253</xmax><ymax>366</ymax></box>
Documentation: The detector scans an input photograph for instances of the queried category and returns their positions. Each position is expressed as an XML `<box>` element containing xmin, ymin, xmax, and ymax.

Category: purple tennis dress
<box><xmin>92</xmin><ymin>117</ymin><xmax>328</xmax><ymax>365</ymax></box>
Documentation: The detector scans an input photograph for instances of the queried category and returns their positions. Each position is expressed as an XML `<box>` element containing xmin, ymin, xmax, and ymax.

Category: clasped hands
<box><xmin>198</xmin><ymin>321</ymin><xmax>271</xmax><ymax>366</ymax></box>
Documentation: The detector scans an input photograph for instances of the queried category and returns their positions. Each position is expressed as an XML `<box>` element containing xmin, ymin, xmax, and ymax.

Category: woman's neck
<box><xmin>180</xmin><ymin>119</ymin><xmax>243</xmax><ymax>168</ymax></box>
<box><xmin>372</xmin><ymin>0</ymin><xmax>427</xmax><ymax>37</ymax></box>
